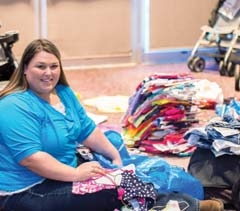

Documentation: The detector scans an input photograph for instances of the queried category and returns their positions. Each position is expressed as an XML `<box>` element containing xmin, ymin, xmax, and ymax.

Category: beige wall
<box><xmin>0</xmin><ymin>0</ymin><xmax>36</xmax><ymax>56</ymax></box>
<box><xmin>47</xmin><ymin>0</ymin><xmax>132</xmax><ymax>60</ymax></box>
<box><xmin>0</xmin><ymin>0</ymin><xmax>218</xmax><ymax>66</ymax></box>
<box><xmin>150</xmin><ymin>0</ymin><xmax>218</xmax><ymax>49</ymax></box>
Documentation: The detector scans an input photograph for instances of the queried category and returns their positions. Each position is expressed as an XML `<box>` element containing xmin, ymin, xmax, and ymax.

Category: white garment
<box><xmin>52</xmin><ymin>102</ymin><xmax>66</xmax><ymax>115</ymax></box>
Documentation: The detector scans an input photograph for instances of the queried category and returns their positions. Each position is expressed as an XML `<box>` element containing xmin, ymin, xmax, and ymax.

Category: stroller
<box><xmin>187</xmin><ymin>0</ymin><xmax>240</xmax><ymax>77</ymax></box>
<box><xmin>0</xmin><ymin>30</ymin><xmax>19</xmax><ymax>81</ymax></box>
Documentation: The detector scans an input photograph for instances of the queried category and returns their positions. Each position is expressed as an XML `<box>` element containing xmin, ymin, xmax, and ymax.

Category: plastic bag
<box><xmin>94</xmin><ymin>130</ymin><xmax>204</xmax><ymax>199</ymax></box>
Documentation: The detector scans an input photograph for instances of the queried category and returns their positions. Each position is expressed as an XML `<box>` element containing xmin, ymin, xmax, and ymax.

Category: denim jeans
<box><xmin>0</xmin><ymin>179</ymin><xmax>122</xmax><ymax>211</ymax></box>
<box><xmin>0</xmin><ymin>180</ymin><xmax>200</xmax><ymax>211</ymax></box>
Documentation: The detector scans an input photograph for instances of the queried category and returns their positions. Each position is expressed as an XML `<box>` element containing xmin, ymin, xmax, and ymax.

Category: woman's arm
<box><xmin>20</xmin><ymin>151</ymin><xmax>106</xmax><ymax>182</ymax></box>
<box><xmin>83</xmin><ymin>127</ymin><xmax>123</xmax><ymax>166</ymax></box>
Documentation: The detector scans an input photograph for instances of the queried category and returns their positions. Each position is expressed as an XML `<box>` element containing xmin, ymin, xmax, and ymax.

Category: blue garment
<box><xmin>0</xmin><ymin>85</ymin><xmax>96</xmax><ymax>193</ymax></box>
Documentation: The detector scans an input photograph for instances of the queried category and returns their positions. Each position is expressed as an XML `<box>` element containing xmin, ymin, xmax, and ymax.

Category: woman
<box><xmin>0</xmin><ymin>39</ymin><xmax>122</xmax><ymax>211</ymax></box>
<box><xmin>0</xmin><ymin>39</ymin><xmax>223</xmax><ymax>211</ymax></box>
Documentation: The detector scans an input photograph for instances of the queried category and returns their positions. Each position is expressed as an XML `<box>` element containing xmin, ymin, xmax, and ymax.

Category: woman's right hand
<box><xmin>75</xmin><ymin>161</ymin><xmax>107</xmax><ymax>181</ymax></box>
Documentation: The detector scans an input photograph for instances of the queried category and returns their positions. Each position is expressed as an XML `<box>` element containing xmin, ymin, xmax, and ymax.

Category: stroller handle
<box><xmin>0</xmin><ymin>31</ymin><xmax>19</xmax><ymax>45</ymax></box>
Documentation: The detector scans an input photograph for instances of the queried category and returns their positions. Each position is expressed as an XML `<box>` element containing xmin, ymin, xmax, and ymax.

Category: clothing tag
<box><xmin>162</xmin><ymin>200</ymin><xmax>181</xmax><ymax>211</ymax></box>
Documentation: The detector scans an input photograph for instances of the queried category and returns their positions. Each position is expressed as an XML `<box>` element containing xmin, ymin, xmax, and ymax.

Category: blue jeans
<box><xmin>0</xmin><ymin>179</ymin><xmax>122</xmax><ymax>211</ymax></box>
<box><xmin>0</xmin><ymin>180</ymin><xmax>200</xmax><ymax>211</ymax></box>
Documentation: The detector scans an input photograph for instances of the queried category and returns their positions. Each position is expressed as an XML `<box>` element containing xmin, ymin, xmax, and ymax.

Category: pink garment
<box><xmin>72</xmin><ymin>164</ymin><xmax>135</xmax><ymax>195</ymax></box>
<box><xmin>72</xmin><ymin>175</ymin><xmax>116</xmax><ymax>194</ymax></box>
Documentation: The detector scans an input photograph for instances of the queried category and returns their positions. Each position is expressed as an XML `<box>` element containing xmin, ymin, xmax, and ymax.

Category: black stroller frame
<box><xmin>187</xmin><ymin>24</ymin><xmax>240</xmax><ymax>76</ymax></box>
<box><xmin>0</xmin><ymin>30</ymin><xmax>19</xmax><ymax>81</ymax></box>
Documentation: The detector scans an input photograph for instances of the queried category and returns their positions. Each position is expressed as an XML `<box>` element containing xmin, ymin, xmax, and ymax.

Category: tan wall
<box><xmin>0</xmin><ymin>0</ymin><xmax>218</xmax><ymax>65</ymax></box>
<box><xmin>150</xmin><ymin>0</ymin><xmax>218</xmax><ymax>49</ymax></box>
<box><xmin>47</xmin><ymin>0</ymin><xmax>132</xmax><ymax>60</ymax></box>
<box><xmin>0</xmin><ymin>0</ymin><xmax>36</xmax><ymax>56</ymax></box>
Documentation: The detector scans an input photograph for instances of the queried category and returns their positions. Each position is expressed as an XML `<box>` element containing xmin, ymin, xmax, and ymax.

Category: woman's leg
<box><xmin>1</xmin><ymin>179</ymin><xmax>123</xmax><ymax>211</ymax></box>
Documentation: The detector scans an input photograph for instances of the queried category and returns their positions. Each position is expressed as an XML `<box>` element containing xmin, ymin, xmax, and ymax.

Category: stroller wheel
<box><xmin>235</xmin><ymin>64</ymin><xmax>240</xmax><ymax>91</ymax></box>
<box><xmin>227</xmin><ymin>62</ymin><xmax>235</xmax><ymax>77</ymax></box>
<box><xmin>219</xmin><ymin>60</ymin><xmax>227</xmax><ymax>76</ymax></box>
<box><xmin>187</xmin><ymin>57</ymin><xmax>195</xmax><ymax>71</ymax></box>
<box><xmin>191</xmin><ymin>57</ymin><xmax>205</xmax><ymax>72</ymax></box>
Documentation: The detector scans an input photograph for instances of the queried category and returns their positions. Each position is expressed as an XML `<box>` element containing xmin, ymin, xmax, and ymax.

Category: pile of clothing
<box><xmin>185</xmin><ymin>98</ymin><xmax>240</xmax><ymax>156</ymax></box>
<box><xmin>121</xmin><ymin>73</ymin><xmax>223</xmax><ymax>156</ymax></box>
<box><xmin>185</xmin><ymin>98</ymin><xmax>240</xmax><ymax>210</ymax></box>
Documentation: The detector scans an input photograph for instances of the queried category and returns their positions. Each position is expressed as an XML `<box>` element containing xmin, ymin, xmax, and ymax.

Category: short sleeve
<box><xmin>0</xmin><ymin>94</ymin><xmax>43</xmax><ymax>162</ymax></box>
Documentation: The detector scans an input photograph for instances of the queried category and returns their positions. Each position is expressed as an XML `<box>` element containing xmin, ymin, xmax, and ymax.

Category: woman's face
<box><xmin>24</xmin><ymin>50</ymin><xmax>61</xmax><ymax>98</ymax></box>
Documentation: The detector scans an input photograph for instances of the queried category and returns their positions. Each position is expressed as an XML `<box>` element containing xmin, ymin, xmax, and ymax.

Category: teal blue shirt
<box><xmin>0</xmin><ymin>85</ymin><xmax>96</xmax><ymax>193</ymax></box>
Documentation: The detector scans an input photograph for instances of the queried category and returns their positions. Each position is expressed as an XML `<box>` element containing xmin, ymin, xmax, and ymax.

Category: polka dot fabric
<box><xmin>119</xmin><ymin>171</ymin><xmax>157</xmax><ymax>211</ymax></box>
